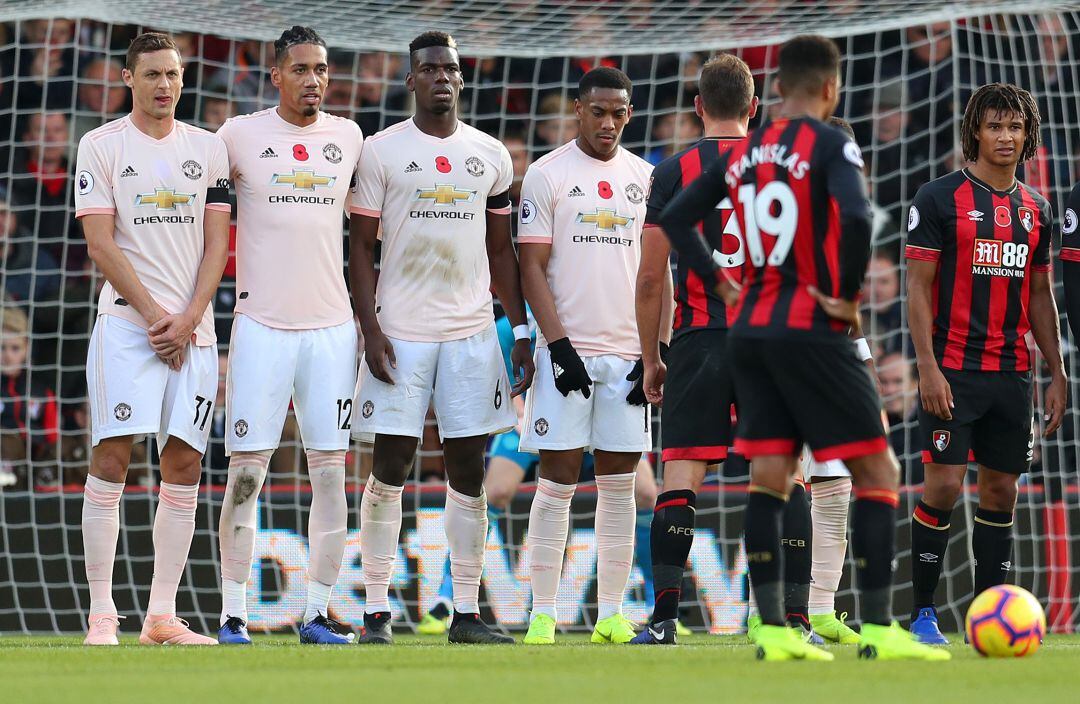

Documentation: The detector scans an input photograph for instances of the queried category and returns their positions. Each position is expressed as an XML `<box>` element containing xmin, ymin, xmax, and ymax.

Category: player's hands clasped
<box><xmin>148</xmin><ymin>310</ymin><xmax>196</xmax><ymax>371</ymax></box>
<box><xmin>548</xmin><ymin>337</ymin><xmax>592</xmax><ymax>399</ymax></box>
<box><xmin>364</xmin><ymin>328</ymin><xmax>397</xmax><ymax>384</ymax></box>
<box><xmin>918</xmin><ymin>362</ymin><xmax>954</xmax><ymax>421</ymax></box>
<box><xmin>510</xmin><ymin>339</ymin><xmax>535</xmax><ymax>397</ymax></box>
<box><xmin>1042</xmin><ymin>371</ymin><xmax>1067</xmax><ymax>437</ymax></box>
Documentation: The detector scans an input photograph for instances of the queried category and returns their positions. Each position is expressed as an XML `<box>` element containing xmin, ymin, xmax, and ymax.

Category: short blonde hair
<box><xmin>0</xmin><ymin>304</ymin><xmax>29</xmax><ymax>336</ymax></box>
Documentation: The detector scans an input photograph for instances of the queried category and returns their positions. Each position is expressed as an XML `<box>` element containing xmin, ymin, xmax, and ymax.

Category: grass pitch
<box><xmin>3</xmin><ymin>633</ymin><xmax>1079</xmax><ymax>703</ymax></box>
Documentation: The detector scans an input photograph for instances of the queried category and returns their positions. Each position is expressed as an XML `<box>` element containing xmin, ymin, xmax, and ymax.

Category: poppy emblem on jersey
<box><xmin>271</xmin><ymin>170</ymin><xmax>336</xmax><ymax>190</ymax></box>
<box><xmin>415</xmin><ymin>184</ymin><xmax>477</xmax><ymax>205</ymax></box>
<box><xmin>932</xmin><ymin>430</ymin><xmax>950</xmax><ymax>452</ymax></box>
<box><xmin>577</xmin><ymin>208</ymin><xmax>633</xmax><ymax>232</ymax></box>
<box><xmin>534</xmin><ymin>418</ymin><xmax>549</xmax><ymax>436</ymax></box>
<box><xmin>907</xmin><ymin>205</ymin><xmax>919</xmax><ymax>231</ymax></box>
<box><xmin>1018</xmin><ymin>207</ymin><xmax>1035</xmax><ymax>233</ymax></box>
<box><xmin>114</xmin><ymin>403</ymin><xmax>131</xmax><ymax>422</ymax></box>
<box><xmin>78</xmin><ymin>170</ymin><xmax>95</xmax><ymax>195</ymax></box>
<box><xmin>465</xmin><ymin>156</ymin><xmax>485</xmax><ymax>177</ymax></box>
<box><xmin>323</xmin><ymin>143</ymin><xmax>342</xmax><ymax>164</ymax></box>
<box><xmin>181</xmin><ymin>160</ymin><xmax>203</xmax><ymax>180</ymax></box>
<box><xmin>625</xmin><ymin>183</ymin><xmax>645</xmax><ymax>204</ymax></box>
<box><xmin>436</xmin><ymin>156</ymin><xmax>452</xmax><ymax>173</ymax></box>
<box><xmin>135</xmin><ymin>188</ymin><xmax>196</xmax><ymax>210</ymax></box>
<box><xmin>362</xmin><ymin>400</ymin><xmax>374</xmax><ymax>419</ymax></box>
<box><xmin>994</xmin><ymin>205</ymin><xmax>1012</xmax><ymax>228</ymax></box>
<box><xmin>293</xmin><ymin>144</ymin><xmax>309</xmax><ymax>161</ymax></box>
<box><xmin>234</xmin><ymin>419</ymin><xmax>249</xmax><ymax>438</ymax></box>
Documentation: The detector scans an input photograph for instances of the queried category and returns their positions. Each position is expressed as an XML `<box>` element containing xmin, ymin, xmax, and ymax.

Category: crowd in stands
<box><xmin>1</xmin><ymin>15</ymin><xmax>1078</xmax><ymax>489</ymax></box>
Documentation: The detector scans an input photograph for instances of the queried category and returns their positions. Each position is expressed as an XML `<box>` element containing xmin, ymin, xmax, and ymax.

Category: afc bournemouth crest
<box><xmin>465</xmin><ymin>156</ymin><xmax>485</xmax><ymax>177</ymax></box>
<box><xmin>625</xmin><ymin>183</ymin><xmax>645</xmax><ymax>204</ymax></box>
<box><xmin>182</xmin><ymin>160</ymin><xmax>203</xmax><ymax>180</ymax></box>
<box><xmin>362</xmin><ymin>400</ymin><xmax>375</xmax><ymax>418</ymax></box>
<box><xmin>1018</xmin><ymin>207</ymin><xmax>1035</xmax><ymax>233</ymax></box>
<box><xmin>234</xmin><ymin>419</ymin><xmax>249</xmax><ymax>438</ymax></box>
<box><xmin>113</xmin><ymin>403</ymin><xmax>131</xmax><ymax>422</ymax></box>
<box><xmin>932</xmin><ymin>430</ymin><xmax>950</xmax><ymax>452</ymax></box>
<box><xmin>534</xmin><ymin>418</ymin><xmax>549</xmax><ymax>436</ymax></box>
<box><xmin>323</xmin><ymin>143</ymin><xmax>343</xmax><ymax>164</ymax></box>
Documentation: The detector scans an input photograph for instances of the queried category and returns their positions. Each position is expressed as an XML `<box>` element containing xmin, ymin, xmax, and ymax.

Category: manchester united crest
<box><xmin>323</xmin><ymin>143</ymin><xmax>342</xmax><ymax>164</ymax></box>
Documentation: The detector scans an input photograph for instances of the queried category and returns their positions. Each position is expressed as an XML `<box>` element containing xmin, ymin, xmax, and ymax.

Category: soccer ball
<box><xmin>965</xmin><ymin>584</ymin><xmax>1046</xmax><ymax>657</ymax></box>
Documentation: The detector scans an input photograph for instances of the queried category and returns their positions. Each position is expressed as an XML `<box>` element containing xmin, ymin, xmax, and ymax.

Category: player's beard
<box><xmin>301</xmin><ymin>104</ymin><xmax>318</xmax><ymax>117</ymax></box>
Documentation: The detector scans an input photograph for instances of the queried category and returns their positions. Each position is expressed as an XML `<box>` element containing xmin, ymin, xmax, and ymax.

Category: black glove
<box><xmin>625</xmin><ymin>341</ymin><xmax>669</xmax><ymax>406</ymax></box>
<box><xmin>548</xmin><ymin>337</ymin><xmax>592</xmax><ymax>398</ymax></box>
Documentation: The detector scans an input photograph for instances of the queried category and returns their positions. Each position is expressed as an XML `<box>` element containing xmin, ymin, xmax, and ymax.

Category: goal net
<box><xmin>0</xmin><ymin>1</ymin><xmax>1077</xmax><ymax>635</ymax></box>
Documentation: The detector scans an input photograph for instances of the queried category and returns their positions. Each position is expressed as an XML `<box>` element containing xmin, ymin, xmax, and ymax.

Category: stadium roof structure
<box><xmin>7</xmin><ymin>0</ymin><xmax>1079</xmax><ymax>57</ymax></box>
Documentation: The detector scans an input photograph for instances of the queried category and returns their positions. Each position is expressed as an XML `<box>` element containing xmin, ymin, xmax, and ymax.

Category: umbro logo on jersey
<box><xmin>919</xmin><ymin>552</ymin><xmax>939</xmax><ymax>563</ymax></box>
<box><xmin>967</xmin><ymin>209</ymin><xmax>984</xmax><ymax>222</ymax></box>
<box><xmin>568</xmin><ymin>186</ymin><xmax>585</xmax><ymax>197</ymax></box>
<box><xmin>260</xmin><ymin>147</ymin><xmax>278</xmax><ymax>158</ymax></box>
<box><xmin>121</xmin><ymin>165</ymin><xmax>138</xmax><ymax>178</ymax></box>
<box><xmin>404</xmin><ymin>161</ymin><xmax>422</xmax><ymax>173</ymax></box>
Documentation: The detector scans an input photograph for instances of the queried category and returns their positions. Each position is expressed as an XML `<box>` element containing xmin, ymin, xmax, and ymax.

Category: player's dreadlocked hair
<box><xmin>274</xmin><ymin>26</ymin><xmax>326</xmax><ymax>65</ymax></box>
<box><xmin>961</xmin><ymin>82</ymin><xmax>1042</xmax><ymax>163</ymax></box>
<box><xmin>410</xmin><ymin>31</ymin><xmax>457</xmax><ymax>57</ymax></box>
<box><xmin>578</xmin><ymin>66</ymin><xmax>633</xmax><ymax>101</ymax></box>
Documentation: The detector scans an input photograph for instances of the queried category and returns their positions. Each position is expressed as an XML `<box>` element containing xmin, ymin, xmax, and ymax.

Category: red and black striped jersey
<box><xmin>1061</xmin><ymin>182</ymin><xmax>1080</xmax><ymax>345</ymax></box>
<box><xmin>644</xmin><ymin>137</ymin><xmax>745</xmax><ymax>335</ymax></box>
<box><xmin>657</xmin><ymin>116</ymin><xmax>872</xmax><ymax>340</ymax></box>
<box><xmin>904</xmin><ymin>168</ymin><xmax>1052</xmax><ymax>372</ymax></box>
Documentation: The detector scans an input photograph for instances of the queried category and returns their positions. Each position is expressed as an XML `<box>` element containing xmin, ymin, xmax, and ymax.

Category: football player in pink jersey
<box><xmin>349</xmin><ymin>31</ymin><xmax>532</xmax><ymax>644</ymax></box>
<box><xmin>215</xmin><ymin>26</ymin><xmax>363</xmax><ymax>645</ymax></box>
<box><xmin>76</xmin><ymin>32</ymin><xmax>231</xmax><ymax>646</ymax></box>
<box><xmin>516</xmin><ymin>67</ymin><xmax>654</xmax><ymax>644</ymax></box>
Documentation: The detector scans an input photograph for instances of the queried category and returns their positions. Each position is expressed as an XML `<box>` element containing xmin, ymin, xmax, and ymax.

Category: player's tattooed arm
<box><xmin>485</xmin><ymin>200</ymin><xmax>534</xmax><ymax>396</ymax></box>
<box><xmin>1029</xmin><ymin>269</ymin><xmax>1067</xmax><ymax>436</ymax></box>
<box><xmin>349</xmin><ymin>214</ymin><xmax>396</xmax><ymax>384</ymax></box>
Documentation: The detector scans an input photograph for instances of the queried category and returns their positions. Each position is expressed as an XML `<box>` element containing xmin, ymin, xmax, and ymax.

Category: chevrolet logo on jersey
<box><xmin>577</xmin><ymin>209</ymin><xmax>633</xmax><ymax>232</ymax></box>
<box><xmin>272</xmin><ymin>170</ymin><xmax>336</xmax><ymax>191</ymax></box>
<box><xmin>136</xmin><ymin>188</ymin><xmax>195</xmax><ymax>210</ymax></box>
<box><xmin>415</xmin><ymin>184</ymin><xmax>477</xmax><ymax>205</ymax></box>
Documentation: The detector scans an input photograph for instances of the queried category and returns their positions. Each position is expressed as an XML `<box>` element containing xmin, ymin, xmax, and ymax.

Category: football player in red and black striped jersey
<box><xmin>632</xmin><ymin>53</ymin><xmax>759</xmax><ymax>645</ymax></box>
<box><xmin>905</xmin><ymin>83</ymin><xmax>1066</xmax><ymax>644</ymax></box>
<box><xmin>660</xmin><ymin>35</ymin><xmax>944</xmax><ymax>662</ymax></box>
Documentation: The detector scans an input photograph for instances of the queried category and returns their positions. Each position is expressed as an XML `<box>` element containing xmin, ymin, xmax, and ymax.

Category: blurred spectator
<box><xmin>864</xmin><ymin>249</ymin><xmax>902</xmax><ymax>351</ymax></box>
<box><xmin>203</xmin><ymin>349</ymin><xmax>229</xmax><ymax>483</ymax></box>
<box><xmin>644</xmin><ymin>108</ymin><xmax>702</xmax><ymax>166</ymax></box>
<box><xmin>0</xmin><ymin>304</ymin><xmax>59</xmax><ymax>488</ymax></box>
<box><xmin>869</xmin><ymin>81</ymin><xmax>930</xmax><ymax>227</ymax></box>
<box><xmin>354</xmin><ymin>53</ymin><xmax>408</xmax><ymax>136</ymax></box>
<box><xmin>200</xmin><ymin>96</ymin><xmax>234</xmax><ymax>132</ymax></box>
<box><xmin>325</xmin><ymin>51</ymin><xmax>358</xmax><ymax>121</ymax></box>
<box><xmin>59</xmin><ymin>401</ymin><xmax>92</xmax><ymax>485</ymax></box>
<box><xmin>173</xmin><ymin>31</ymin><xmax>216</xmax><ymax>122</ymax></box>
<box><xmin>13</xmin><ymin>18</ymin><xmax>76</xmax><ymax>111</ymax></box>
<box><xmin>10</xmin><ymin>111</ymin><xmax>78</xmax><ymax>267</ymax></box>
<box><xmin>0</xmin><ymin>196</ymin><xmax>60</xmax><ymax>304</ymax></box>
<box><xmin>227</xmin><ymin>40</ymin><xmax>278</xmax><ymax>114</ymax></box>
<box><xmin>74</xmin><ymin>56</ymin><xmax>128</xmax><ymax>142</ymax></box>
<box><xmin>888</xmin><ymin>22</ymin><xmax>956</xmax><ymax>163</ymax></box>
<box><xmin>503</xmin><ymin>128</ymin><xmax>530</xmax><ymax>204</ymax></box>
<box><xmin>877</xmin><ymin>351</ymin><xmax>921</xmax><ymax>482</ymax></box>
<box><xmin>533</xmin><ymin>94</ymin><xmax>577</xmax><ymax>155</ymax></box>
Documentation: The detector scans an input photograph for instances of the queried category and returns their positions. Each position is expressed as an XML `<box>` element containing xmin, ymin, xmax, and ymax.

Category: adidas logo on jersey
<box><xmin>568</xmin><ymin>186</ymin><xmax>585</xmax><ymax>197</ymax></box>
<box><xmin>260</xmin><ymin>147</ymin><xmax>278</xmax><ymax>158</ymax></box>
<box><xmin>121</xmin><ymin>165</ymin><xmax>138</xmax><ymax>177</ymax></box>
<box><xmin>404</xmin><ymin>161</ymin><xmax>422</xmax><ymax>173</ymax></box>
